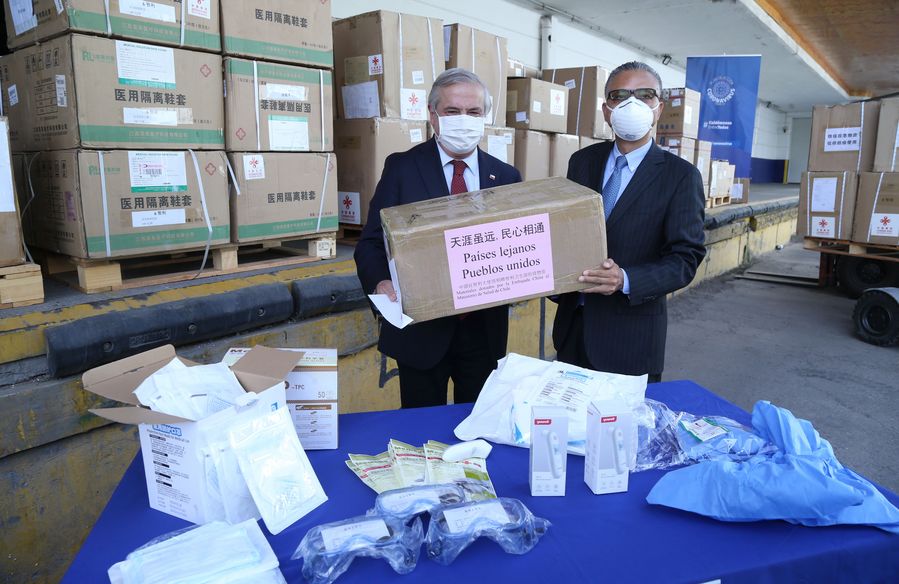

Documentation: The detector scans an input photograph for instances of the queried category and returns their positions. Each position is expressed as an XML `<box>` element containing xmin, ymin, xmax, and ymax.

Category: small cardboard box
<box><xmin>479</xmin><ymin>125</ymin><xmax>515</xmax><ymax>166</ymax></box>
<box><xmin>444</xmin><ymin>24</ymin><xmax>508</xmax><ymax>127</ymax></box>
<box><xmin>658</xmin><ymin>135</ymin><xmax>696</xmax><ymax>163</ymax></box>
<box><xmin>224</xmin><ymin>58</ymin><xmax>333</xmax><ymax>152</ymax></box>
<box><xmin>220</xmin><ymin>0</ymin><xmax>332</xmax><ymax>67</ymax></box>
<box><xmin>514</xmin><ymin>129</ymin><xmax>550</xmax><ymax>181</ymax></box>
<box><xmin>798</xmin><ymin>171</ymin><xmax>858</xmax><ymax>240</ymax></box>
<box><xmin>4</xmin><ymin>0</ymin><xmax>222</xmax><ymax>52</ymax></box>
<box><xmin>223</xmin><ymin>348</ymin><xmax>338</xmax><ymax>450</ymax></box>
<box><xmin>333</xmin><ymin>10</ymin><xmax>444</xmax><ymax>121</ymax></box>
<box><xmin>657</xmin><ymin>88</ymin><xmax>700</xmax><ymax>139</ymax></box>
<box><xmin>381</xmin><ymin>176</ymin><xmax>607</xmax><ymax>323</ymax></box>
<box><xmin>693</xmin><ymin>139</ymin><xmax>712</xmax><ymax>185</ymax></box>
<box><xmin>549</xmin><ymin>133</ymin><xmax>579</xmax><ymax>177</ymax></box>
<box><xmin>808</xmin><ymin>101</ymin><xmax>881</xmax><ymax>172</ymax></box>
<box><xmin>506</xmin><ymin>56</ymin><xmax>539</xmax><ymax>79</ymax></box>
<box><xmin>82</xmin><ymin>344</ymin><xmax>302</xmax><ymax>523</ymax></box>
<box><xmin>873</xmin><ymin>97</ymin><xmax>899</xmax><ymax>172</ymax></box>
<box><xmin>710</xmin><ymin>160</ymin><xmax>735</xmax><ymax>198</ymax></box>
<box><xmin>852</xmin><ymin>172</ymin><xmax>899</xmax><ymax>245</ymax></box>
<box><xmin>506</xmin><ymin>78</ymin><xmax>568</xmax><ymax>133</ymax></box>
<box><xmin>22</xmin><ymin>149</ymin><xmax>230</xmax><ymax>259</ymax></box>
<box><xmin>1</xmin><ymin>34</ymin><xmax>224</xmax><ymax>151</ymax></box>
<box><xmin>0</xmin><ymin>118</ymin><xmax>24</xmax><ymax>267</ymax></box>
<box><xmin>529</xmin><ymin>405</ymin><xmax>567</xmax><ymax>497</ymax></box>
<box><xmin>584</xmin><ymin>398</ymin><xmax>632</xmax><ymax>495</ymax></box>
<box><xmin>542</xmin><ymin>66</ymin><xmax>613</xmax><ymax>139</ymax></box>
<box><xmin>731</xmin><ymin>177</ymin><xmax>750</xmax><ymax>204</ymax></box>
<box><xmin>228</xmin><ymin>152</ymin><xmax>338</xmax><ymax>243</ymax></box>
<box><xmin>333</xmin><ymin>117</ymin><xmax>428</xmax><ymax>226</ymax></box>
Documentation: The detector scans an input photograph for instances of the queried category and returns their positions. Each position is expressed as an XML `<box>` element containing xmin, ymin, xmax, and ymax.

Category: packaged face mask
<box><xmin>388</xmin><ymin>439</ymin><xmax>427</xmax><ymax>487</ymax></box>
<box><xmin>346</xmin><ymin>452</ymin><xmax>402</xmax><ymax>493</ymax></box>
<box><xmin>133</xmin><ymin>359</ymin><xmax>246</xmax><ymax>420</ymax></box>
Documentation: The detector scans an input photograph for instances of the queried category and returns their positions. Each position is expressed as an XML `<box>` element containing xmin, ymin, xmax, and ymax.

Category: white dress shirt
<box><xmin>437</xmin><ymin>142</ymin><xmax>480</xmax><ymax>193</ymax></box>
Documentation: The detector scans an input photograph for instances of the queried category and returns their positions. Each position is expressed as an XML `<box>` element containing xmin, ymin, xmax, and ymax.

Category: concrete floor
<box><xmin>665</xmin><ymin>240</ymin><xmax>899</xmax><ymax>493</ymax></box>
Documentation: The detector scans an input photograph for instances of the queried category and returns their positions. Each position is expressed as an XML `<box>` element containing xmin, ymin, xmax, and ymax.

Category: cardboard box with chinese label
<box><xmin>1</xmin><ymin>34</ymin><xmax>224</xmax><ymax>151</ymax></box>
<box><xmin>731</xmin><ymin>177</ymin><xmax>750</xmax><ymax>204</ymax></box>
<box><xmin>798</xmin><ymin>171</ymin><xmax>857</xmax><ymax>240</ymax></box>
<box><xmin>333</xmin><ymin>10</ymin><xmax>444</xmax><ymax>121</ymax></box>
<box><xmin>542</xmin><ymin>66</ymin><xmax>612</xmax><ymax>140</ymax></box>
<box><xmin>549</xmin><ymin>133</ymin><xmax>579</xmax><ymax>177</ymax></box>
<box><xmin>514</xmin><ymin>129</ymin><xmax>550</xmax><ymax>181</ymax></box>
<box><xmin>4</xmin><ymin>0</ymin><xmax>221</xmax><ymax>52</ymax></box>
<box><xmin>444</xmin><ymin>24</ymin><xmax>508</xmax><ymax>127</ymax></box>
<box><xmin>220</xmin><ymin>0</ymin><xmax>332</xmax><ymax>68</ymax></box>
<box><xmin>506</xmin><ymin>78</ymin><xmax>568</xmax><ymax>134</ymax></box>
<box><xmin>381</xmin><ymin>176</ymin><xmax>607</xmax><ymax>323</ymax></box>
<box><xmin>479</xmin><ymin>125</ymin><xmax>515</xmax><ymax>166</ymax></box>
<box><xmin>228</xmin><ymin>152</ymin><xmax>338</xmax><ymax>243</ymax></box>
<box><xmin>21</xmin><ymin>149</ymin><xmax>230</xmax><ymax>259</ymax></box>
<box><xmin>658</xmin><ymin>135</ymin><xmax>696</xmax><ymax>163</ymax></box>
<box><xmin>808</xmin><ymin>101</ymin><xmax>881</xmax><ymax>172</ymax></box>
<box><xmin>692</xmin><ymin>139</ymin><xmax>712</xmax><ymax>186</ymax></box>
<box><xmin>0</xmin><ymin>118</ymin><xmax>25</xmax><ymax>267</ymax></box>
<box><xmin>709</xmin><ymin>160</ymin><xmax>735</xmax><ymax>198</ymax></box>
<box><xmin>507</xmin><ymin>56</ymin><xmax>539</xmax><ymax>79</ymax></box>
<box><xmin>333</xmin><ymin>117</ymin><xmax>428</xmax><ymax>226</ymax></box>
<box><xmin>657</xmin><ymin>88</ymin><xmax>700</xmax><ymax>139</ymax></box>
<box><xmin>874</xmin><ymin>97</ymin><xmax>899</xmax><ymax>173</ymax></box>
<box><xmin>224</xmin><ymin>58</ymin><xmax>333</xmax><ymax>152</ymax></box>
<box><xmin>853</xmin><ymin>172</ymin><xmax>899</xmax><ymax>245</ymax></box>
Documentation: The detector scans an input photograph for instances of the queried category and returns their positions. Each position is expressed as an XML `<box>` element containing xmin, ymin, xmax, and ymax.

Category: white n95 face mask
<box><xmin>609</xmin><ymin>96</ymin><xmax>659</xmax><ymax>142</ymax></box>
<box><xmin>436</xmin><ymin>114</ymin><xmax>485</xmax><ymax>155</ymax></box>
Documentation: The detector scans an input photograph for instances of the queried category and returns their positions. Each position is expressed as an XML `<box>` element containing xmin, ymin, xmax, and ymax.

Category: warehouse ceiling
<box><xmin>527</xmin><ymin>0</ymin><xmax>899</xmax><ymax>113</ymax></box>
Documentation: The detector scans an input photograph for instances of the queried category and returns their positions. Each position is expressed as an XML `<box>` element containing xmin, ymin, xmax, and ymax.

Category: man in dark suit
<box><xmin>354</xmin><ymin>68</ymin><xmax>522</xmax><ymax>408</ymax></box>
<box><xmin>553</xmin><ymin>62</ymin><xmax>706</xmax><ymax>383</ymax></box>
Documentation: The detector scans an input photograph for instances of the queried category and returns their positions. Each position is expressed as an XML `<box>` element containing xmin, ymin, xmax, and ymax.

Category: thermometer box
<box><xmin>585</xmin><ymin>398</ymin><xmax>632</xmax><ymax>495</ymax></box>
<box><xmin>529</xmin><ymin>406</ymin><xmax>568</xmax><ymax>497</ymax></box>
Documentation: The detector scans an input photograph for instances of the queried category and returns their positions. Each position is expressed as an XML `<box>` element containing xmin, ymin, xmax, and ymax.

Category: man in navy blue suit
<box><xmin>553</xmin><ymin>62</ymin><xmax>706</xmax><ymax>383</ymax></box>
<box><xmin>355</xmin><ymin>69</ymin><xmax>522</xmax><ymax>408</ymax></box>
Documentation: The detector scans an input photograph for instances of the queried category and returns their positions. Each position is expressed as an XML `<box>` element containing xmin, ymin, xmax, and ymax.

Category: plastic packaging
<box><xmin>425</xmin><ymin>498</ymin><xmax>550</xmax><ymax>565</ymax></box>
<box><xmin>371</xmin><ymin>483</ymin><xmax>466</xmax><ymax>522</ymax></box>
<box><xmin>292</xmin><ymin>516</ymin><xmax>423</xmax><ymax>584</ymax></box>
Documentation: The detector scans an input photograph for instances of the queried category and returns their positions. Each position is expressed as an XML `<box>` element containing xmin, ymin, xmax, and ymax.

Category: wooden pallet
<box><xmin>37</xmin><ymin>233</ymin><xmax>337</xmax><ymax>294</ymax></box>
<box><xmin>802</xmin><ymin>237</ymin><xmax>899</xmax><ymax>263</ymax></box>
<box><xmin>337</xmin><ymin>224</ymin><xmax>364</xmax><ymax>245</ymax></box>
<box><xmin>705</xmin><ymin>195</ymin><xmax>731</xmax><ymax>209</ymax></box>
<box><xmin>0</xmin><ymin>263</ymin><xmax>44</xmax><ymax>308</ymax></box>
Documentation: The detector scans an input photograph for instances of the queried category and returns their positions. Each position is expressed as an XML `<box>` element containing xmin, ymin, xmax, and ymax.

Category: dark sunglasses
<box><xmin>606</xmin><ymin>88</ymin><xmax>659</xmax><ymax>102</ymax></box>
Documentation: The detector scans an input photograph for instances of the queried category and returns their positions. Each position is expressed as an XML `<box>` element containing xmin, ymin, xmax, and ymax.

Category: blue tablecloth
<box><xmin>63</xmin><ymin>380</ymin><xmax>899</xmax><ymax>583</ymax></box>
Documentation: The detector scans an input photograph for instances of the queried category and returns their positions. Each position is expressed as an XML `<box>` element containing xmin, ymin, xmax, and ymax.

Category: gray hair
<box><xmin>428</xmin><ymin>67</ymin><xmax>492</xmax><ymax>115</ymax></box>
<box><xmin>605</xmin><ymin>61</ymin><xmax>664</xmax><ymax>97</ymax></box>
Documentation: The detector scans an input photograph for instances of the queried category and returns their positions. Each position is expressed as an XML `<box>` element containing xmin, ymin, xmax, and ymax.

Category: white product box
<box><xmin>585</xmin><ymin>398</ymin><xmax>633</xmax><ymax>495</ymax></box>
<box><xmin>529</xmin><ymin>406</ymin><xmax>568</xmax><ymax>496</ymax></box>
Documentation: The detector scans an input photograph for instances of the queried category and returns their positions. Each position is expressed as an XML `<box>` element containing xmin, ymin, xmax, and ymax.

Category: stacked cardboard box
<box><xmin>657</xmin><ymin>88</ymin><xmax>700</xmax><ymax>138</ymax></box>
<box><xmin>657</xmin><ymin>135</ymin><xmax>695</xmax><ymax>164</ymax></box>
<box><xmin>692</xmin><ymin>140</ymin><xmax>712</xmax><ymax>192</ymax></box>
<box><xmin>507</xmin><ymin>56</ymin><xmax>540</xmax><ymax>79</ymax></box>
<box><xmin>549</xmin><ymin>134</ymin><xmax>579</xmax><ymax>177</ymax></box>
<box><xmin>445</xmin><ymin>24</ymin><xmax>508</xmax><ymax>126</ymax></box>
<box><xmin>852</xmin><ymin>98</ymin><xmax>899</xmax><ymax>245</ymax></box>
<box><xmin>709</xmin><ymin>160</ymin><xmax>735</xmax><ymax>201</ymax></box>
<box><xmin>542</xmin><ymin>66</ymin><xmax>613</xmax><ymax>140</ymax></box>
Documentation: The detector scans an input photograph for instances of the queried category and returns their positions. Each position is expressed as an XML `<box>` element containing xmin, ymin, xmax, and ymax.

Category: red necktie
<box><xmin>450</xmin><ymin>160</ymin><xmax>468</xmax><ymax>195</ymax></box>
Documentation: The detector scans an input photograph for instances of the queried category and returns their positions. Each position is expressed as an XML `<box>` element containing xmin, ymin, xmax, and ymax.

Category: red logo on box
<box><xmin>200</xmin><ymin>64</ymin><xmax>212</xmax><ymax>78</ymax></box>
<box><xmin>342</xmin><ymin>195</ymin><xmax>353</xmax><ymax>209</ymax></box>
<box><xmin>601</xmin><ymin>416</ymin><xmax>618</xmax><ymax>423</ymax></box>
<box><xmin>205</xmin><ymin>163</ymin><xmax>216</xmax><ymax>175</ymax></box>
<box><xmin>235</xmin><ymin>128</ymin><xmax>246</xmax><ymax>140</ymax></box>
<box><xmin>534</xmin><ymin>419</ymin><xmax>552</xmax><ymax>425</ymax></box>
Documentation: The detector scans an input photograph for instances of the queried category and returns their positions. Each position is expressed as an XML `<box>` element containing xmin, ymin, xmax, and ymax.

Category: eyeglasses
<box><xmin>606</xmin><ymin>88</ymin><xmax>659</xmax><ymax>103</ymax></box>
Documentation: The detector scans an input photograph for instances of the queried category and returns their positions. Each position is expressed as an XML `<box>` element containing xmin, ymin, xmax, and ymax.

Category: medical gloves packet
<box><xmin>529</xmin><ymin>406</ymin><xmax>568</xmax><ymax>496</ymax></box>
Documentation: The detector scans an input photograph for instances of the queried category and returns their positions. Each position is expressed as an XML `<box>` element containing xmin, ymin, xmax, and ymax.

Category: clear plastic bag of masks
<box><xmin>229</xmin><ymin>407</ymin><xmax>327</xmax><ymax>534</ymax></box>
<box><xmin>292</xmin><ymin>515</ymin><xmax>423</xmax><ymax>584</ymax></box>
<box><xmin>107</xmin><ymin>519</ymin><xmax>281</xmax><ymax>584</ymax></box>
<box><xmin>425</xmin><ymin>497</ymin><xmax>551</xmax><ymax>565</ymax></box>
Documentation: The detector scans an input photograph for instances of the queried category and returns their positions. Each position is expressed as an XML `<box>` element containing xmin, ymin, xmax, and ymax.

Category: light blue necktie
<box><xmin>602</xmin><ymin>155</ymin><xmax>629</xmax><ymax>219</ymax></box>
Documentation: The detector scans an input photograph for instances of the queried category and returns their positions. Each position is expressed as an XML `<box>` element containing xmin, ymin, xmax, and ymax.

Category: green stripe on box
<box><xmin>237</xmin><ymin>216</ymin><xmax>338</xmax><ymax>239</ymax></box>
<box><xmin>67</xmin><ymin>10</ymin><xmax>222</xmax><ymax>50</ymax></box>
<box><xmin>226</xmin><ymin>59</ymin><xmax>332</xmax><ymax>85</ymax></box>
<box><xmin>80</xmin><ymin>125</ymin><xmax>224</xmax><ymax>146</ymax></box>
<box><xmin>131</xmin><ymin>185</ymin><xmax>188</xmax><ymax>193</ymax></box>
<box><xmin>118</xmin><ymin>78</ymin><xmax>176</xmax><ymax>90</ymax></box>
<box><xmin>87</xmin><ymin>225</ymin><xmax>230</xmax><ymax>253</ymax></box>
<box><xmin>224</xmin><ymin>36</ymin><xmax>333</xmax><ymax>67</ymax></box>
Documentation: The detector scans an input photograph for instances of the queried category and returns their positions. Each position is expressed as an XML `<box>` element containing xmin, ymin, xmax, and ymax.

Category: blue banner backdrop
<box><xmin>685</xmin><ymin>55</ymin><xmax>762</xmax><ymax>178</ymax></box>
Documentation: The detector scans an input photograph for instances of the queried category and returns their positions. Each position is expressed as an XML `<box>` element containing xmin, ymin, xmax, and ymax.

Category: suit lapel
<box><xmin>478</xmin><ymin>148</ymin><xmax>499</xmax><ymax>190</ymax></box>
<box><xmin>590</xmin><ymin>142</ymin><xmax>613</xmax><ymax>196</ymax></box>
<box><xmin>416</xmin><ymin>138</ymin><xmax>450</xmax><ymax>198</ymax></box>
<box><xmin>607</xmin><ymin>143</ymin><xmax>665</xmax><ymax>226</ymax></box>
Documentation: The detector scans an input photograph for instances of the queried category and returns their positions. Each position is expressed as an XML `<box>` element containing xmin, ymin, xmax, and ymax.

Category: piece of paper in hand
<box><xmin>369</xmin><ymin>294</ymin><xmax>414</xmax><ymax>329</ymax></box>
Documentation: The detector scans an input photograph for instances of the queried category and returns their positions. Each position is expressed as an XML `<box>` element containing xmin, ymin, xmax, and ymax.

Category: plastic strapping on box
<box><xmin>0</xmin><ymin>80</ymin><xmax>4</xmax><ymax>117</ymax></box>
<box><xmin>319</xmin><ymin>69</ymin><xmax>326</xmax><ymax>150</ymax></box>
<box><xmin>97</xmin><ymin>151</ymin><xmax>112</xmax><ymax>256</ymax></box>
<box><xmin>857</xmin><ymin>102</ymin><xmax>865</xmax><ymax>173</ymax></box>
<box><xmin>21</xmin><ymin>153</ymin><xmax>41</xmax><ymax>264</ymax></box>
<box><xmin>805</xmin><ymin>172</ymin><xmax>812</xmax><ymax>235</ymax></box>
<box><xmin>398</xmin><ymin>14</ymin><xmax>405</xmax><ymax>92</ymax></box>
<box><xmin>315</xmin><ymin>153</ymin><xmax>331</xmax><ymax>232</ymax></box>
<box><xmin>427</xmin><ymin>18</ymin><xmax>436</xmax><ymax>83</ymax></box>
<box><xmin>252</xmin><ymin>60</ymin><xmax>261</xmax><ymax>151</ymax></box>
<box><xmin>867</xmin><ymin>172</ymin><xmax>885</xmax><ymax>243</ymax></box>
<box><xmin>470</xmin><ymin>28</ymin><xmax>476</xmax><ymax>71</ymax></box>
<box><xmin>103</xmin><ymin>0</ymin><xmax>111</xmax><ymax>34</ymax></box>
<box><xmin>224</xmin><ymin>154</ymin><xmax>240</xmax><ymax>196</ymax></box>
<box><xmin>837</xmin><ymin>171</ymin><xmax>846</xmax><ymax>236</ymax></box>
<box><xmin>494</xmin><ymin>37</ymin><xmax>503</xmax><ymax>125</ymax></box>
<box><xmin>179</xmin><ymin>0</ymin><xmax>186</xmax><ymax>47</ymax></box>
<box><xmin>188</xmin><ymin>149</ymin><xmax>213</xmax><ymax>276</ymax></box>
<box><xmin>892</xmin><ymin>123</ymin><xmax>898</xmax><ymax>172</ymax></box>
<box><xmin>576</xmin><ymin>66</ymin><xmax>585</xmax><ymax>134</ymax></box>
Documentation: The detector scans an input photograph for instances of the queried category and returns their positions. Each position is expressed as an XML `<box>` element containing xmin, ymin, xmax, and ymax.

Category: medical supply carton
<box><xmin>549</xmin><ymin>133</ymin><xmax>579</xmax><ymax>177</ymax></box>
<box><xmin>529</xmin><ymin>405</ymin><xmax>568</xmax><ymax>496</ymax></box>
<box><xmin>808</xmin><ymin>101</ymin><xmax>881</xmax><ymax>173</ymax></box>
<box><xmin>0</xmin><ymin>118</ymin><xmax>25</xmax><ymax>267</ymax></box>
<box><xmin>506</xmin><ymin>56</ymin><xmax>539</xmax><ymax>79</ymax></box>
<box><xmin>693</xmin><ymin>139</ymin><xmax>712</xmax><ymax>186</ymax></box>
<box><xmin>1</xmin><ymin>34</ymin><xmax>224</xmax><ymax>151</ymax></box>
<box><xmin>585</xmin><ymin>398</ymin><xmax>633</xmax><ymax>495</ymax></box>
<box><xmin>873</xmin><ymin>97</ymin><xmax>899</xmax><ymax>173</ymax></box>
<box><xmin>227</xmin><ymin>152</ymin><xmax>338</xmax><ymax>243</ymax></box>
<box><xmin>798</xmin><ymin>171</ymin><xmax>858</xmax><ymax>240</ymax></box>
<box><xmin>506</xmin><ymin>78</ymin><xmax>568</xmax><ymax>133</ymax></box>
<box><xmin>82</xmin><ymin>344</ymin><xmax>302</xmax><ymax>524</ymax></box>
<box><xmin>542</xmin><ymin>66</ymin><xmax>612</xmax><ymax>139</ymax></box>
<box><xmin>479</xmin><ymin>125</ymin><xmax>515</xmax><ymax>166</ymax></box>
<box><xmin>710</xmin><ymin>160</ymin><xmax>735</xmax><ymax>199</ymax></box>
<box><xmin>333</xmin><ymin>10</ymin><xmax>444</xmax><ymax>120</ymax></box>
<box><xmin>657</xmin><ymin>88</ymin><xmax>700</xmax><ymax>139</ymax></box>
<box><xmin>731</xmin><ymin>177</ymin><xmax>750</xmax><ymax>204</ymax></box>
<box><xmin>513</xmin><ymin>129</ymin><xmax>550</xmax><ymax>181</ymax></box>
<box><xmin>444</xmin><ymin>24</ymin><xmax>508</xmax><ymax>127</ymax></box>
<box><xmin>852</xmin><ymin>172</ymin><xmax>899</xmax><ymax>246</ymax></box>
<box><xmin>380</xmin><ymin>176</ymin><xmax>607</xmax><ymax>323</ymax></box>
<box><xmin>658</xmin><ymin>135</ymin><xmax>696</xmax><ymax>164</ymax></box>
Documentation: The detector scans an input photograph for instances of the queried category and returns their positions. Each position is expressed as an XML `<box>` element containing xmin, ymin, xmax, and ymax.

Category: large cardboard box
<box><xmin>692</xmin><ymin>139</ymin><xmax>712</xmax><ymax>185</ymax></box>
<box><xmin>4</xmin><ymin>0</ymin><xmax>221</xmax><ymax>52</ymax></box>
<box><xmin>808</xmin><ymin>101</ymin><xmax>881</xmax><ymax>172</ymax></box>
<box><xmin>549</xmin><ymin>133</ymin><xmax>579</xmax><ymax>177</ymax></box>
<box><xmin>228</xmin><ymin>152</ymin><xmax>338</xmax><ymax>243</ymax></box>
<box><xmin>333</xmin><ymin>10</ymin><xmax>444</xmax><ymax>121</ymax></box>
<box><xmin>731</xmin><ymin>177</ymin><xmax>750</xmax><ymax>204</ymax></box>
<box><xmin>542</xmin><ymin>66</ymin><xmax>612</xmax><ymax>139</ymax></box>
<box><xmin>853</xmin><ymin>172</ymin><xmax>899</xmax><ymax>245</ymax></box>
<box><xmin>220</xmin><ymin>0</ymin><xmax>332</xmax><ymax>68</ymax></box>
<box><xmin>709</xmin><ymin>160</ymin><xmax>735</xmax><ymax>198</ymax></box>
<box><xmin>873</xmin><ymin>97</ymin><xmax>899</xmax><ymax>172</ymax></box>
<box><xmin>657</xmin><ymin>88</ymin><xmax>700</xmax><ymax>139</ymax></box>
<box><xmin>507</xmin><ymin>56</ymin><xmax>539</xmax><ymax>79</ymax></box>
<box><xmin>333</xmin><ymin>117</ymin><xmax>428</xmax><ymax>226</ymax></box>
<box><xmin>224</xmin><ymin>58</ymin><xmax>333</xmax><ymax>152</ymax></box>
<box><xmin>514</xmin><ymin>129</ymin><xmax>550</xmax><ymax>181</ymax></box>
<box><xmin>479</xmin><ymin>125</ymin><xmax>515</xmax><ymax>166</ymax></box>
<box><xmin>23</xmin><ymin>149</ymin><xmax>230</xmax><ymax>259</ymax></box>
<box><xmin>444</xmin><ymin>24</ymin><xmax>508</xmax><ymax>127</ymax></box>
<box><xmin>381</xmin><ymin>177</ymin><xmax>607</xmax><ymax>322</ymax></box>
<box><xmin>1</xmin><ymin>34</ymin><xmax>224</xmax><ymax>151</ymax></box>
<box><xmin>798</xmin><ymin>171</ymin><xmax>858</xmax><ymax>240</ymax></box>
<box><xmin>658</xmin><ymin>135</ymin><xmax>695</xmax><ymax>163</ymax></box>
<box><xmin>0</xmin><ymin>118</ymin><xmax>25</xmax><ymax>267</ymax></box>
<box><xmin>506</xmin><ymin>78</ymin><xmax>568</xmax><ymax>133</ymax></box>
<box><xmin>82</xmin><ymin>344</ymin><xmax>302</xmax><ymax>523</ymax></box>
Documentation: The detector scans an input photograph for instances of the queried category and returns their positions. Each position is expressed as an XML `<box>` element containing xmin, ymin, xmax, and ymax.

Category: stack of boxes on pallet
<box><xmin>507</xmin><ymin>68</ymin><xmax>571</xmax><ymax>180</ymax></box>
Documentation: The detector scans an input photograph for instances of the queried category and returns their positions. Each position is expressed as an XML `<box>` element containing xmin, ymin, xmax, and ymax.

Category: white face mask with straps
<box><xmin>436</xmin><ymin>114</ymin><xmax>486</xmax><ymax>155</ymax></box>
<box><xmin>609</xmin><ymin>96</ymin><xmax>660</xmax><ymax>142</ymax></box>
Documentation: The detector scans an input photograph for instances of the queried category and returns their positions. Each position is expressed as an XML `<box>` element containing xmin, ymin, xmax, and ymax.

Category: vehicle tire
<box><xmin>852</xmin><ymin>288</ymin><xmax>899</xmax><ymax>346</ymax></box>
<box><xmin>837</xmin><ymin>257</ymin><xmax>899</xmax><ymax>298</ymax></box>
